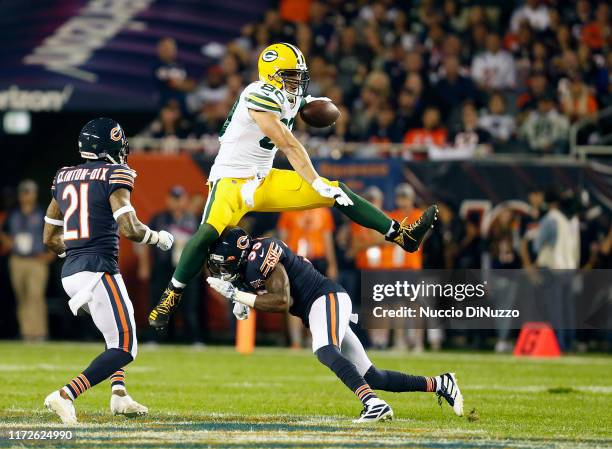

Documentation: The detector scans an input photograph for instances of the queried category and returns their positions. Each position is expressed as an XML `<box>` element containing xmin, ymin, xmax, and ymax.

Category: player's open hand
<box><xmin>232</xmin><ymin>302</ymin><xmax>250</xmax><ymax>320</ymax></box>
<box><xmin>207</xmin><ymin>276</ymin><xmax>236</xmax><ymax>300</ymax></box>
<box><xmin>156</xmin><ymin>230</ymin><xmax>175</xmax><ymax>251</ymax></box>
<box><xmin>311</xmin><ymin>177</ymin><xmax>353</xmax><ymax>207</ymax></box>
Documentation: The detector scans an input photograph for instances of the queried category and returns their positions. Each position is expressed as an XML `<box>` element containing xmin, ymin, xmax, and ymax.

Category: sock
<box><xmin>335</xmin><ymin>183</ymin><xmax>392</xmax><ymax>235</ymax></box>
<box><xmin>170</xmin><ymin>278</ymin><xmax>186</xmax><ymax>289</ymax></box>
<box><xmin>385</xmin><ymin>220</ymin><xmax>400</xmax><ymax>237</ymax></box>
<box><xmin>110</xmin><ymin>369</ymin><xmax>126</xmax><ymax>392</ymax></box>
<box><xmin>316</xmin><ymin>345</ymin><xmax>377</xmax><ymax>405</ymax></box>
<box><xmin>63</xmin><ymin>374</ymin><xmax>91</xmax><ymax>401</ymax></box>
<box><xmin>364</xmin><ymin>366</ymin><xmax>438</xmax><ymax>392</ymax></box>
<box><xmin>64</xmin><ymin>348</ymin><xmax>133</xmax><ymax>401</ymax></box>
<box><xmin>172</xmin><ymin>223</ymin><xmax>219</xmax><ymax>284</ymax></box>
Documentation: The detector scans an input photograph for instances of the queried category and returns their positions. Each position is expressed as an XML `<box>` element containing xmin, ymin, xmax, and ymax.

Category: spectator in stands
<box><xmin>510</xmin><ymin>0</ymin><xmax>550</xmax><ymax>32</ymax></box>
<box><xmin>0</xmin><ymin>180</ymin><xmax>52</xmax><ymax>341</ymax></box>
<box><xmin>581</xmin><ymin>2</ymin><xmax>610</xmax><ymax>51</ymax></box>
<box><xmin>434</xmin><ymin>55</ymin><xmax>479</xmax><ymax>120</ymax></box>
<box><xmin>153</xmin><ymin>37</ymin><xmax>195</xmax><ymax>113</ymax></box>
<box><xmin>520</xmin><ymin>96</ymin><xmax>570</xmax><ymax>153</ymax></box>
<box><xmin>366</xmin><ymin>102</ymin><xmax>403</xmax><ymax>143</ymax></box>
<box><xmin>560</xmin><ymin>72</ymin><xmax>599</xmax><ymax>123</ymax></box>
<box><xmin>403</xmin><ymin>106</ymin><xmax>447</xmax><ymax>154</ymax></box>
<box><xmin>471</xmin><ymin>32</ymin><xmax>516</xmax><ymax>91</ymax></box>
<box><xmin>137</xmin><ymin>186</ymin><xmax>203</xmax><ymax>345</ymax></box>
<box><xmin>395</xmin><ymin>87</ymin><xmax>423</xmax><ymax>135</ymax></box>
<box><xmin>517</xmin><ymin>70</ymin><xmax>551</xmax><ymax>115</ymax></box>
<box><xmin>187</xmin><ymin>65</ymin><xmax>228</xmax><ymax>114</ymax></box>
<box><xmin>145</xmin><ymin>100</ymin><xmax>192</xmax><ymax>142</ymax></box>
<box><xmin>456</xmin><ymin>211</ymin><xmax>482</xmax><ymax>269</ymax></box>
<box><xmin>479</xmin><ymin>93</ymin><xmax>516</xmax><ymax>143</ymax></box>
<box><xmin>278</xmin><ymin>208</ymin><xmax>338</xmax><ymax>348</ymax></box>
<box><xmin>449</xmin><ymin>101</ymin><xmax>493</xmax><ymax>154</ymax></box>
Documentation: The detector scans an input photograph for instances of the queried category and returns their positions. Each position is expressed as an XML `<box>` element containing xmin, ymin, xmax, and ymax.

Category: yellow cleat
<box><xmin>385</xmin><ymin>205</ymin><xmax>438</xmax><ymax>253</ymax></box>
<box><xmin>148</xmin><ymin>286</ymin><xmax>183</xmax><ymax>329</ymax></box>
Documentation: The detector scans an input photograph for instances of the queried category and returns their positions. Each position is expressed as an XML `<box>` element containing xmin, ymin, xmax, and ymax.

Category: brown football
<box><xmin>300</xmin><ymin>100</ymin><xmax>341</xmax><ymax>128</ymax></box>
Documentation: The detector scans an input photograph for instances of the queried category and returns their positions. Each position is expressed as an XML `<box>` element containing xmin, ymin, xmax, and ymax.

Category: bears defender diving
<box><xmin>149</xmin><ymin>42</ymin><xmax>439</xmax><ymax>329</ymax></box>
<box><xmin>206</xmin><ymin>227</ymin><xmax>464</xmax><ymax>423</ymax></box>
<box><xmin>42</xmin><ymin>118</ymin><xmax>175</xmax><ymax>424</ymax></box>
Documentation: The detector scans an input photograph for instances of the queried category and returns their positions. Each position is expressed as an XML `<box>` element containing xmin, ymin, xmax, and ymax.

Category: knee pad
<box><xmin>363</xmin><ymin>366</ymin><xmax>387</xmax><ymax>390</ymax></box>
<box><xmin>315</xmin><ymin>344</ymin><xmax>343</xmax><ymax>369</ymax></box>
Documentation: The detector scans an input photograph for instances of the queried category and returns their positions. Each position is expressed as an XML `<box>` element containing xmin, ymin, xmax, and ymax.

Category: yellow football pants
<box><xmin>202</xmin><ymin>169</ymin><xmax>338</xmax><ymax>234</ymax></box>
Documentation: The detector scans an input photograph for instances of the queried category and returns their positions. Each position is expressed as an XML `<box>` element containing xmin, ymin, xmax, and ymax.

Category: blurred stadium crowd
<box><xmin>139</xmin><ymin>0</ymin><xmax>611</xmax><ymax>156</ymax></box>
<box><xmin>1</xmin><ymin>178</ymin><xmax>610</xmax><ymax>352</ymax></box>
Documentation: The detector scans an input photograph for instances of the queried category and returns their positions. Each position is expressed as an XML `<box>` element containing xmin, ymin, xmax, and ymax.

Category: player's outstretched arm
<box><xmin>207</xmin><ymin>264</ymin><xmax>293</xmax><ymax>313</ymax></box>
<box><xmin>248</xmin><ymin>109</ymin><xmax>352</xmax><ymax>206</ymax></box>
<box><xmin>249</xmin><ymin>109</ymin><xmax>318</xmax><ymax>183</ymax></box>
<box><xmin>109</xmin><ymin>188</ymin><xmax>174</xmax><ymax>251</ymax></box>
<box><xmin>43</xmin><ymin>198</ymin><xmax>66</xmax><ymax>256</ymax></box>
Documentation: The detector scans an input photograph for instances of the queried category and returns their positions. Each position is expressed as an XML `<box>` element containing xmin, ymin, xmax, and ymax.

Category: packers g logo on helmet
<box><xmin>258</xmin><ymin>43</ymin><xmax>309</xmax><ymax>97</ymax></box>
<box><xmin>262</xmin><ymin>50</ymin><xmax>278</xmax><ymax>62</ymax></box>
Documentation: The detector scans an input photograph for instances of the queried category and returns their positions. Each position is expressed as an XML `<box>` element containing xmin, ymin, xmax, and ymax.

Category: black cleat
<box><xmin>385</xmin><ymin>205</ymin><xmax>438</xmax><ymax>253</ymax></box>
<box><xmin>148</xmin><ymin>284</ymin><xmax>183</xmax><ymax>329</ymax></box>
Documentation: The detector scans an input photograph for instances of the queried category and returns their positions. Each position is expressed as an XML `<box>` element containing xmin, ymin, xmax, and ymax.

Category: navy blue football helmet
<box><xmin>79</xmin><ymin>117</ymin><xmax>129</xmax><ymax>164</ymax></box>
<box><xmin>207</xmin><ymin>227</ymin><xmax>251</xmax><ymax>281</ymax></box>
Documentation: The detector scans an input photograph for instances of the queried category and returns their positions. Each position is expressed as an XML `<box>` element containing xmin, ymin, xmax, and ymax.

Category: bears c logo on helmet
<box><xmin>262</xmin><ymin>50</ymin><xmax>278</xmax><ymax>62</ymax></box>
<box><xmin>110</xmin><ymin>125</ymin><xmax>123</xmax><ymax>142</ymax></box>
<box><xmin>237</xmin><ymin>235</ymin><xmax>250</xmax><ymax>250</ymax></box>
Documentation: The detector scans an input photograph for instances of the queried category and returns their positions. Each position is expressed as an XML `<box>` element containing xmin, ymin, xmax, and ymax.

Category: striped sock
<box><xmin>63</xmin><ymin>373</ymin><xmax>91</xmax><ymax>401</ymax></box>
<box><xmin>426</xmin><ymin>376</ymin><xmax>439</xmax><ymax>392</ymax></box>
<box><xmin>355</xmin><ymin>384</ymin><xmax>377</xmax><ymax>405</ymax></box>
<box><xmin>110</xmin><ymin>369</ymin><xmax>126</xmax><ymax>392</ymax></box>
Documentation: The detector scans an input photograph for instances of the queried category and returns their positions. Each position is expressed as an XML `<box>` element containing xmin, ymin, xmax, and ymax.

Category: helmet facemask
<box><xmin>207</xmin><ymin>252</ymin><xmax>246</xmax><ymax>282</ymax></box>
<box><xmin>277</xmin><ymin>68</ymin><xmax>309</xmax><ymax>101</ymax></box>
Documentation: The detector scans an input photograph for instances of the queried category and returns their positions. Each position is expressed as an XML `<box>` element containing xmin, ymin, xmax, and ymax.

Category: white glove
<box><xmin>233</xmin><ymin>302</ymin><xmax>250</xmax><ymax>320</ymax></box>
<box><xmin>311</xmin><ymin>177</ymin><xmax>353</xmax><ymax>206</ymax></box>
<box><xmin>240</xmin><ymin>176</ymin><xmax>262</xmax><ymax>208</ymax></box>
<box><xmin>207</xmin><ymin>276</ymin><xmax>236</xmax><ymax>300</ymax></box>
<box><xmin>304</xmin><ymin>95</ymin><xmax>332</xmax><ymax>104</ymax></box>
<box><xmin>156</xmin><ymin>230</ymin><xmax>175</xmax><ymax>251</ymax></box>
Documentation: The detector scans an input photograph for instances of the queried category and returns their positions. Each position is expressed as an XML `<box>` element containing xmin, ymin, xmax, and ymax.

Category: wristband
<box><xmin>234</xmin><ymin>290</ymin><xmax>256</xmax><ymax>308</ymax></box>
<box><xmin>113</xmin><ymin>205</ymin><xmax>135</xmax><ymax>221</ymax></box>
<box><xmin>58</xmin><ymin>252</ymin><xmax>67</xmax><ymax>259</ymax></box>
<box><xmin>149</xmin><ymin>230</ymin><xmax>160</xmax><ymax>245</ymax></box>
<box><xmin>44</xmin><ymin>216</ymin><xmax>64</xmax><ymax>226</ymax></box>
<box><xmin>140</xmin><ymin>227</ymin><xmax>151</xmax><ymax>244</ymax></box>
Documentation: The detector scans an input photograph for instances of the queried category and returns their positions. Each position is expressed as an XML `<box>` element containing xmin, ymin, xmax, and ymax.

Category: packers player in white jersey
<box><xmin>149</xmin><ymin>42</ymin><xmax>438</xmax><ymax>328</ymax></box>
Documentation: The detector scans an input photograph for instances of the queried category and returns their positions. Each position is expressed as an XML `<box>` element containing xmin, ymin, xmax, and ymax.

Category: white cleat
<box><xmin>110</xmin><ymin>393</ymin><xmax>148</xmax><ymax>417</ymax></box>
<box><xmin>44</xmin><ymin>390</ymin><xmax>77</xmax><ymax>425</ymax></box>
<box><xmin>353</xmin><ymin>398</ymin><xmax>394</xmax><ymax>423</ymax></box>
<box><xmin>437</xmin><ymin>372</ymin><xmax>464</xmax><ymax>416</ymax></box>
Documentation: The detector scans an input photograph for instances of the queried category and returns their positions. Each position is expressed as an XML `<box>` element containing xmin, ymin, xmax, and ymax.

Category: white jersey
<box><xmin>209</xmin><ymin>81</ymin><xmax>302</xmax><ymax>182</ymax></box>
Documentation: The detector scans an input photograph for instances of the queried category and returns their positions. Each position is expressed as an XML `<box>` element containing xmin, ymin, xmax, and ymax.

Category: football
<box><xmin>300</xmin><ymin>100</ymin><xmax>340</xmax><ymax>128</ymax></box>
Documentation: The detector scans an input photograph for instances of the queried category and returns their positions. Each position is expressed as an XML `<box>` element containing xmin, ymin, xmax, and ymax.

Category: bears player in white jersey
<box><xmin>42</xmin><ymin>118</ymin><xmax>175</xmax><ymax>424</ymax></box>
<box><xmin>206</xmin><ymin>227</ymin><xmax>463</xmax><ymax>423</ymax></box>
<box><xmin>149</xmin><ymin>42</ymin><xmax>438</xmax><ymax>329</ymax></box>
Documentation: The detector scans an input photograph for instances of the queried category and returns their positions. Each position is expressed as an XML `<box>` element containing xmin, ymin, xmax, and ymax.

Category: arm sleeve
<box><xmin>108</xmin><ymin>165</ymin><xmax>137</xmax><ymax>195</ymax></box>
<box><xmin>244</xmin><ymin>86</ymin><xmax>282</xmax><ymax>116</ymax></box>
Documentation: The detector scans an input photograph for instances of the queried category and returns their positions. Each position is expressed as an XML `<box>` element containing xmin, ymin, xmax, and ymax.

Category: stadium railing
<box><xmin>570</xmin><ymin>105</ymin><xmax>612</xmax><ymax>161</ymax></box>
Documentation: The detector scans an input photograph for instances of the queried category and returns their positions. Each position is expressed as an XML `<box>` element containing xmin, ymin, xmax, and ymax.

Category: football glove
<box><xmin>207</xmin><ymin>277</ymin><xmax>237</xmax><ymax>301</ymax></box>
<box><xmin>232</xmin><ymin>302</ymin><xmax>250</xmax><ymax>320</ymax></box>
<box><xmin>156</xmin><ymin>230</ymin><xmax>175</xmax><ymax>251</ymax></box>
<box><xmin>311</xmin><ymin>177</ymin><xmax>353</xmax><ymax>207</ymax></box>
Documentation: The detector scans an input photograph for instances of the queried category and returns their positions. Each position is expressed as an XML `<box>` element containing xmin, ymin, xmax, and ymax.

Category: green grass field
<box><xmin>0</xmin><ymin>342</ymin><xmax>610</xmax><ymax>448</ymax></box>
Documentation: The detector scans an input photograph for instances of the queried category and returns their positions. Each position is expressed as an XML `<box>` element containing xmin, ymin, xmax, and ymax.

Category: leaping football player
<box><xmin>149</xmin><ymin>42</ymin><xmax>438</xmax><ymax>328</ymax></box>
<box><xmin>42</xmin><ymin>118</ymin><xmax>175</xmax><ymax>424</ymax></box>
<box><xmin>205</xmin><ymin>227</ymin><xmax>463</xmax><ymax>422</ymax></box>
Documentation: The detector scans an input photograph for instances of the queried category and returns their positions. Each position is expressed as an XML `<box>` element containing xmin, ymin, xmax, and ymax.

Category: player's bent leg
<box><xmin>309</xmin><ymin>294</ymin><xmax>392</xmax><ymax>423</ymax></box>
<box><xmin>150</xmin><ymin>179</ymin><xmax>243</xmax><ymax>329</ymax></box>
<box><xmin>335</xmin><ymin>182</ymin><xmax>439</xmax><ymax>253</ymax></box>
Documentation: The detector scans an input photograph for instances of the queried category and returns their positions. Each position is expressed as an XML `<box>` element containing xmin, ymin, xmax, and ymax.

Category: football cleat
<box><xmin>44</xmin><ymin>390</ymin><xmax>77</xmax><ymax>425</ymax></box>
<box><xmin>385</xmin><ymin>205</ymin><xmax>438</xmax><ymax>253</ymax></box>
<box><xmin>148</xmin><ymin>285</ymin><xmax>183</xmax><ymax>329</ymax></box>
<box><xmin>353</xmin><ymin>398</ymin><xmax>394</xmax><ymax>423</ymax></box>
<box><xmin>110</xmin><ymin>393</ymin><xmax>148</xmax><ymax>417</ymax></box>
<box><xmin>436</xmin><ymin>372</ymin><xmax>464</xmax><ymax>416</ymax></box>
